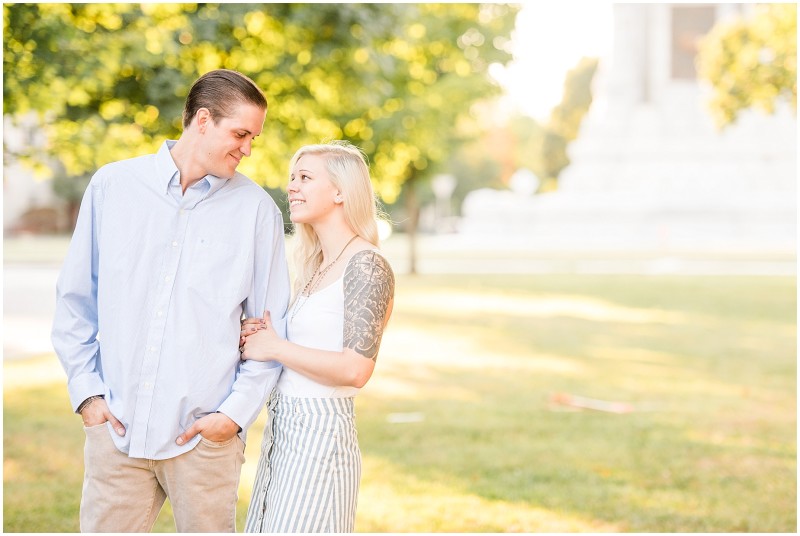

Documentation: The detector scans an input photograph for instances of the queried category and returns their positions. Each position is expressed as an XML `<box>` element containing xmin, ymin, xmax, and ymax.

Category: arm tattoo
<box><xmin>343</xmin><ymin>250</ymin><xmax>395</xmax><ymax>361</ymax></box>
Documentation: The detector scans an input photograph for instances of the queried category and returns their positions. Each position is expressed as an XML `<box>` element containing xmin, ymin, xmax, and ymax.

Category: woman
<box><xmin>241</xmin><ymin>141</ymin><xmax>395</xmax><ymax>533</ymax></box>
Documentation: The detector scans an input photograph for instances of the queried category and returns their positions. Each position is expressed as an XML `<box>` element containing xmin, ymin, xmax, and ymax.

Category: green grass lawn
<box><xmin>4</xmin><ymin>274</ymin><xmax>796</xmax><ymax>532</ymax></box>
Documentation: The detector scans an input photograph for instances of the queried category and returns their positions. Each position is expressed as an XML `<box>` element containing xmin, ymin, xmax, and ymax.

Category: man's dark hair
<box><xmin>182</xmin><ymin>69</ymin><xmax>267</xmax><ymax>129</ymax></box>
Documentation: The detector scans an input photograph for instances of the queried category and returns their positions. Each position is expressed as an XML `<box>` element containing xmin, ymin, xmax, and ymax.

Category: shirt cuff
<box><xmin>67</xmin><ymin>371</ymin><xmax>107</xmax><ymax>413</ymax></box>
<box><xmin>216</xmin><ymin>363</ymin><xmax>281</xmax><ymax>432</ymax></box>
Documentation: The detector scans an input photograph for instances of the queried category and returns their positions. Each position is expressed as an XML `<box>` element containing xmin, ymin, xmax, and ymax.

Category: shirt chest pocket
<box><xmin>186</xmin><ymin>238</ymin><xmax>248</xmax><ymax>300</ymax></box>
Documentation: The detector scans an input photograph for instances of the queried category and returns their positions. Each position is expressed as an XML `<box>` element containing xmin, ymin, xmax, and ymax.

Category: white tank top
<box><xmin>276</xmin><ymin>272</ymin><xmax>360</xmax><ymax>398</ymax></box>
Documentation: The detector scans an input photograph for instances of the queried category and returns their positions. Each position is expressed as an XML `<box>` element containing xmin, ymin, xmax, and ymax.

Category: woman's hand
<box><xmin>241</xmin><ymin>311</ymin><xmax>284</xmax><ymax>362</ymax></box>
<box><xmin>239</xmin><ymin>316</ymin><xmax>266</xmax><ymax>348</ymax></box>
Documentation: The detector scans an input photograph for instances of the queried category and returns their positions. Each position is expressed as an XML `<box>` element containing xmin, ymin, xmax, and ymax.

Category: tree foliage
<box><xmin>4</xmin><ymin>3</ymin><xmax>518</xmax><ymax>206</ymax></box>
<box><xmin>696</xmin><ymin>3</ymin><xmax>797</xmax><ymax>127</ymax></box>
<box><xmin>532</xmin><ymin>56</ymin><xmax>598</xmax><ymax>187</ymax></box>
<box><xmin>429</xmin><ymin>54</ymin><xmax>598</xmax><ymax>205</ymax></box>
<box><xmin>509</xmin><ymin>114</ymin><xmax>544</xmax><ymax>182</ymax></box>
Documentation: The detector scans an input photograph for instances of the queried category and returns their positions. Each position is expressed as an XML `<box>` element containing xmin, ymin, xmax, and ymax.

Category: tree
<box><xmin>446</xmin><ymin>144</ymin><xmax>504</xmax><ymax>215</ymax></box>
<box><xmin>696</xmin><ymin>3</ymin><xmax>797</xmax><ymax>127</ymax></box>
<box><xmin>5</xmin><ymin>3</ymin><xmax>202</xmax><ymax>186</ymax></box>
<box><xmin>535</xmin><ymin>56</ymin><xmax>598</xmax><ymax>189</ymax></box>
<box><xmin>4</xmin><ymin>3</ymin><xmax>519</xmax><ymax>273</ymax></box>
<box><xmin>325</xmin><ymin>3</ymin><xmax>519</xmax><ymax>272</ymax></box>
<box><xmin>509</xmin><ymin>114</ymin><xmax>545</xmax><ymax>185</ymax></box>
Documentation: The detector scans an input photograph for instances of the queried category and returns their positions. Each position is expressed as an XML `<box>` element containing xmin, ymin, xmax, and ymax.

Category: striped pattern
<box><xmin>245</xmin><ymin>392</ymin><xmax>361</xmax><ymax>533</ymax></box>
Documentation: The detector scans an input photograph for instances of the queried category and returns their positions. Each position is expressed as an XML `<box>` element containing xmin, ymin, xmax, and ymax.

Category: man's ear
<box><xmin>195</xmin><ymin>108</ymin><xmax>211</xmax><ymax>133</ymax></box>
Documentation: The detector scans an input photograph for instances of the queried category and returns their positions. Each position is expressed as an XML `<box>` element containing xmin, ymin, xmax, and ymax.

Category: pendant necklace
<box><xmin>290</xmin><ymin>234</ymin><xmax>358</xmax><ymax>322</ymax></box>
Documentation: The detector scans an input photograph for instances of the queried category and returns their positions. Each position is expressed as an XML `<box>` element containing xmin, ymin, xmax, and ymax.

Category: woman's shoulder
<box><xmin>346</xmin><ymin>247</ymin><xmax>392</xmax><ymax>268</ymax></box>
<box><xmin>344</xmin><ymin>248</ymin><xmax>395</xmax><ymax>287</ymax></box>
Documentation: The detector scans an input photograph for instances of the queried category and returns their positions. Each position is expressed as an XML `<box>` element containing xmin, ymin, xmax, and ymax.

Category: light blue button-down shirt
<box><xmin>52</xmin><ymin>140</ymin><xmax>290</xmax><ymax>460</ymax></box>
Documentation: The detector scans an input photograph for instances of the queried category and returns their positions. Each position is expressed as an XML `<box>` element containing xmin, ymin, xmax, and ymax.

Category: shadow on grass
<box><xmin>4</xmin><ymin>384</ymin><xmax>84</xmax><ymax>532</ymax></box>
<box><xmin>352</xmin><ymin>274</ymin><xmax>796</xmax><ymax>531</ymax></box>
<box><xmin>4</xmin><ymin>275</ymin><xmax>796</xmax><ymax>532</ymax></box>
<box><xmin>3</xmin><ymin>379</ymin><xmax>262</xmax><ymax>533</ymax></box>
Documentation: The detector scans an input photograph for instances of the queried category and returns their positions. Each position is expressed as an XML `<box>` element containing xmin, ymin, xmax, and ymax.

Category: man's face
<box><xmin>198</xmin><ymin>102</ymin><xmax>266</xmax><ymax>179</ymax></box>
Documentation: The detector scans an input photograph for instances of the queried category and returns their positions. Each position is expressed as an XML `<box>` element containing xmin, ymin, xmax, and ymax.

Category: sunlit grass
<box><xmin>4</xmin><ymin>274</ymin><xmax>796</xmax><ymax>532</ymax></box>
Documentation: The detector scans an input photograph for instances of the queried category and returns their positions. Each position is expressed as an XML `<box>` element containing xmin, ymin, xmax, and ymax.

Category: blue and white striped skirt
<box><xmin>245</xmin><ymin>392</ymin><xmax>361</xmax><ymax>533</ymax></box>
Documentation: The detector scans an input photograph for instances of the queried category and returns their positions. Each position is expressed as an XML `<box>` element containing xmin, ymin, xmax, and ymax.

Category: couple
<box><xmin>51</xmin><ymin>69</ymin><xmax>395</xmax><ymax>533</ymax></box>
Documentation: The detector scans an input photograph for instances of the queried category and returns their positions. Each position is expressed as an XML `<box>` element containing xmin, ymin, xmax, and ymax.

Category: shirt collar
<box><xmin>156</xmin><ymin>140</ymin><xmax>180</xmax><ymax>194</ymax></box>
<box><xmin>157</xmin><ymin>139</ymin><xmax>230</xmax><ymax>197</ymax></box>
<box><xmin>205</xmin><ymin>174</ymin><xmax>229</xmax><ymax>197</ymax></box>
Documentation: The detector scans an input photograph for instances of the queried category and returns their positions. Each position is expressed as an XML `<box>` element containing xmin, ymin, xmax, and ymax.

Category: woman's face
<box><xmin>287</xmin><ymin>154</ymin><xmax>340</xmax><ymax>224</ymax></box>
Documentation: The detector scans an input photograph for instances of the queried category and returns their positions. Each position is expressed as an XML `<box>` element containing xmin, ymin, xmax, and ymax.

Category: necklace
<box><xmin>290</xmin><ymin>234</ymin><xmax>358</xmax><ymax>322</ymax></box>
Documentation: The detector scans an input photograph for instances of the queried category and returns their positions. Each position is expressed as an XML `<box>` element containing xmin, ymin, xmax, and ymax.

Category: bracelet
<box><xmin>77</xmin><ymin>394</ymin><xmax>104</xmax><ymax>414</ymax></box>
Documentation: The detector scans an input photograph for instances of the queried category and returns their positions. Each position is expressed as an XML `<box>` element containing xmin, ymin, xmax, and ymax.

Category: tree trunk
<box><xmin>404</xmin><ymin>169</ymin><xmax>420</xmax><ymax>275</ymax></box>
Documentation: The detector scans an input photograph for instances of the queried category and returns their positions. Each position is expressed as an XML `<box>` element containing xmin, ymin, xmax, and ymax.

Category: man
<box><xmin>51</xmin><ymin>69</ymin><xmax>289</xmax><ymax>532</ymax></box>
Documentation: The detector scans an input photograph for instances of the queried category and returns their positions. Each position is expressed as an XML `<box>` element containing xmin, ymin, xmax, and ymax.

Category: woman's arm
<box><xmin>342</xmin><ymin>250</ymin><xmax>395</xmax><ymax>361</ymax></box>
<box><xmin>241</xmin><ymin>250</ymin><xmax>395</xmax><ymax>388</ymax></box>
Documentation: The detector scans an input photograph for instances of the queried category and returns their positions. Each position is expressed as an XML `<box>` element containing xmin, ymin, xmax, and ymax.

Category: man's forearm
<box><xmin>216</xmin><ymin>361</ymin><xmax>282</xmax><ymax>433</ymax></box>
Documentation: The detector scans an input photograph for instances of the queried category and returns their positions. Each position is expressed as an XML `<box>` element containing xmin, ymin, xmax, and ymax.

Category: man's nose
<box><xmin>240</xmin><ymin>139</ymin><xmax>252</xmax><ymax>157</ymax></box>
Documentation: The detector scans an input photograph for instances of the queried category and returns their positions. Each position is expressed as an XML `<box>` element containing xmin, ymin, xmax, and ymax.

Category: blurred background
<box><xmin>3</xmin><ymin>2</ymin><xmax>797</xmax><ymax>532</ymax></box>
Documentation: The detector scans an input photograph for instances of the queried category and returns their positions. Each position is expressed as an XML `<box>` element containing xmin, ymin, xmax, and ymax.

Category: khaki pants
<box><xmin>80</xmin><ymin>423</ymin><xmax>245</xmax><ymax>533</ymax></box>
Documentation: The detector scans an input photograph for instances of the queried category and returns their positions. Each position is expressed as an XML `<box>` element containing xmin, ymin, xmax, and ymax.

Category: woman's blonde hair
<box><xmin>289</xmin><ymin>140</ymin><xmax>381</xmax><ymax>296</ymax></box>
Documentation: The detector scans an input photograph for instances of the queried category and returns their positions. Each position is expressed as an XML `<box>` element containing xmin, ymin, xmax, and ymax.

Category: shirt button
<box><xmin>149</xmin><ymin>346</ymin><xmax>156</xmax><ymax>352</ymax></box>
<box><xmin>157</xmin><ymin>311</ymin><xmax>163</xmax><ymax>317</ymax></box>
<box><xmin>164</xmin><ymin>275</ymin><xmax>171</xmax><ymax>282</ymax></box>
<box><xmin>172</xmin><ymin>241</ymin><xmax>178</xmax><ymax>247</ymax></box>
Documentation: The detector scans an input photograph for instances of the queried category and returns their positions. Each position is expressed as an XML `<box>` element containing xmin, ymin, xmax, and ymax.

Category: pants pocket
<box><xmin>83</xmin><ymin>422</ymin><xmax>109</xmax><ymax>434</ymax></box>
<box><xmin>198</xmin><ymin>434</ymin><xmax>236</xmax><ymax>448</ymax></box>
